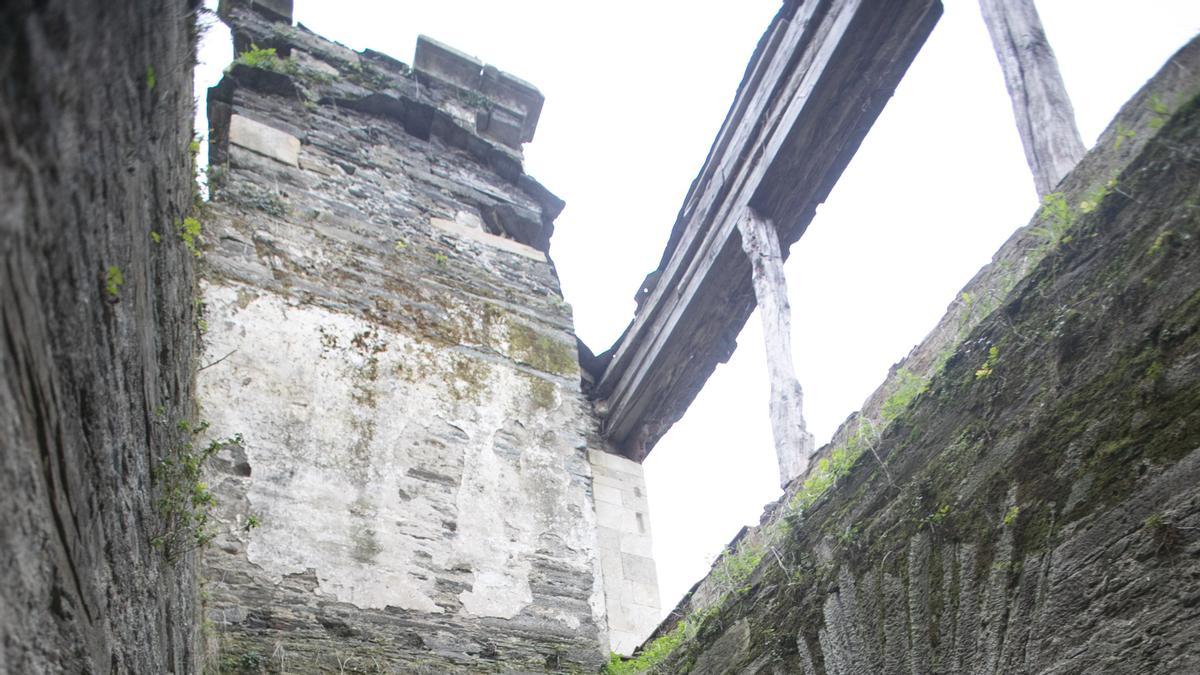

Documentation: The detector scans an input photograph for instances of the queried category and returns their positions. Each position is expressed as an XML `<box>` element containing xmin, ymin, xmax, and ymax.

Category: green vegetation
<box><xmin>714</xmin><ymin>540</ymin><xmax>764</xmax><ymax>595</ymax></box>
<box><xmin>922</xmin><ymin>504</ymin><xmax>951</xmax><ymax>528</ymax></box>
<box><xmin>460</xmin><ymin>90</ymin><xmax>492</xmax><ymax>111</ymax></box>
<box><xmin>881</xmin><ymin>368</ymin><xmax>929</xmax><ymax>421</ymax></box>
<box><xmin>975</xmin><ymin>345</ymin><xmax>999</xmax><ymax>380</ymax></box>
<box><xmin>790</xmin><ymin>422</ymin><xmax>874</xmax><ymax>513</ymax></box>
<box><xmin>434</xmin><ymin>252</ymin><xmax>448</xmax><ymax>265</ymax></box>
<box><xmin>507</xmin><ymin>322</ymin><xmax>577</xmax><ymax>376</ymax></box>
<box><xmin>602</xmin><ymin>604</ymin><xmax>720</xmax><ymax>675</ymax></box>
<box><xmin>151</xmin><ymin>420</ymin><xmax>247</xmax><ymax>560</ymax></box>
<box><xmin>150</xmin><ymin>231</ymin><xmax>161</xmax><ymax>244</ymax></box>
<box><xmin>105</xmin><ymin>265</ymin><xmax>124</xmax><ymax>298</ymax></box>
<box><xmin>1148</xmin><ymin>93</ymin><xmax>1170</xmax><ymax>129</ymax></box>
<box><xmin>194</xmin><ymin>297</ymin><xmax>208</xmax><ymax>337</ymax></box>
<box><xmin>232</xmin><ymin>43</ymin><xmax>334</xmax><ymax>86</ymax></box>
<box><xmin>179</xmin><ymin>216</ymin><xmax>202</xmax><ymax>257</ymax></box>
<box><xmin>1149</xmin><ymin>230</ymin><xmax>1172</xmax><ymax>255</ymax></box>
<box><xmin>603</xmin><ymin>623</ymin><xmax>686</xmax><ymax>675</ymax></box>
<box><xmin>235</xmin><ymin>45</ymin><xmax>287</xmax><ymax>72</ymax></box>
<box><xmin>1113</xmin><ymin>122</ymin><xmax>1136</xmax><ymax>150</ymax></box>
<box><xmin>835</xmin><ymin>523</ymin><xmax>861</xmax><ymax>544</ymax></box>
<box><xmin>1032</xmin><ymin>180</ymin><xmax>1116</xmax><ymax>256</ymax></box>
<box><xmin>602</xmin><ymin>538</ymin><xmax>760</xmax><ymax>672</ymax></box>
<box><xmin>394</xmin><ymin>239</ymin><xmax>408</xmax><ymax>251</ymax></box>
<box><xmin>145</xmin><ymin>65</ymin><xmax>157</xmax><ymax>90</ymax></box>
<box><xmin>1032</xmin><ymin>192</ymin><xmax>1075</xmax><ymax>249</ymax></box>
<box><xmin>1003</xmin><ymin>506</ymin><xmax>1020</xmax><ymax>527</ymax></box>
<box><xmin>244</xmin><ymin>514</ymin><xmax>262</xmax><ymax>531</ymax></box>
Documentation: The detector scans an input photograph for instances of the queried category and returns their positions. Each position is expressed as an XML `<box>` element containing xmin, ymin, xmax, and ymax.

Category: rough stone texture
<box><xmin>0</xmin><ymin>0</ymin><xmax>201</xmax><ymax>672</ymax></box>
<box><xmin>638</xmin><ymin>41</ymin><xmax>1200</xmax><ymax>675</ymax></box>
<box><xmin>198</xmin><ymin>8</ymin><xmax>607</xmax><ymax>672</ymax></box>
<box><xmin>589</xmin><ymin>449</ymin><xmax>662</xmax><ymax>655</ymax></box>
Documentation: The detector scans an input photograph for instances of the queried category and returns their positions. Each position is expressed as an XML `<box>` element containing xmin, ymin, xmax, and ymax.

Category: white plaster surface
<box><xmin>199</xmin><ymin>281</ymin><xmax>596</xmax><ymax>622</ymax></box>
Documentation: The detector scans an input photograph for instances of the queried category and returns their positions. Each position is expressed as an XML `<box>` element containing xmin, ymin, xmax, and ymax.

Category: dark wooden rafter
<box><xmin>592</xmin><ymin>0</ymin><xmax>943</xmax><ymax>460</ymax></box>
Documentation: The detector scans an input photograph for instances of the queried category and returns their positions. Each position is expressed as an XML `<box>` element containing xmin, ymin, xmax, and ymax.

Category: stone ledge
<box><xmin>429</xmin><ymin>217</ymin><xmax>545</xmax><ymax>261</ymax></box>
<box><xmin>414</xmin><ymin>35</ymin><xmax>544</xmax><ymax>147</ymax></box>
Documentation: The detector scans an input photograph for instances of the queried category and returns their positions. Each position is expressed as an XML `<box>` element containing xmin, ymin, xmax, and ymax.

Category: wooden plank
<box><xmin>978</xmin><ymin>0</ymin><xmax>1085</xmax><ymax>197</ymax></box>
<box><xmin>594</xmin><ymin>0</ymin><xmax>942</xmax><ymax>459</ymax></box>
<box><xmin>737</xmin><ymin>209</ymin><xmax>815</xmax><ymax>487</ymax></box>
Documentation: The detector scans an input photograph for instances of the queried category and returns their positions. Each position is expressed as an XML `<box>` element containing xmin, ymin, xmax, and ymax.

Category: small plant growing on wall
<box><xmin>151</xmin><ymin>420</ymin><xmax>251</xmax><ymax>561</ymax></box>
<box><xmin>179</xmin><ymin>216</ymin><xmax>203</xmax><ymax>258</ymax></box>
<box><xmin>975</xmin><ymin>345</ymin><xmax>999</xmax><ymax>380</ymax></box>
<box><xmin>104</xmin><ymin>265</ymin><xmax>125</xmax><ymax>299</ymax></box>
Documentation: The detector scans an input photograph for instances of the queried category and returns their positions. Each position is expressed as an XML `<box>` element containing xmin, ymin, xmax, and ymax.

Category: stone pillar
<box><xmin>589</xmin><ymin>449</ymin><xmax>662</xmax><ymax>655</ymax></box>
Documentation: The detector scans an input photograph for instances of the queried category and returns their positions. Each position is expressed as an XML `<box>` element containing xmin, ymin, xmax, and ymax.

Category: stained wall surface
<box><xmin>196</xmin><ymin>4</ymin><xmax>615</xmax><ymax>671</ymax></box>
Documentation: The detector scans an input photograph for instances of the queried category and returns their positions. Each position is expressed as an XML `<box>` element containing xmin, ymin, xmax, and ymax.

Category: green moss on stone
<box><xmin>507</xmin><ymin>322</ymin><xmax>577</xmax><ymax>376</ymax></box>
<box><xmin>523</xmin><ymin>374</ymin><xmax>557</xmax><ymax>411</ymax></box>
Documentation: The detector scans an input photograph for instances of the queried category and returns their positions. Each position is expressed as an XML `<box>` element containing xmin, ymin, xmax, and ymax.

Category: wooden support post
<box><xmin>737</xmin><ymin>209</ymin><xmax>814</xmax><ymax>488</ymax></box>
<box><xmin>978</xmin><ymin>0</ymin><xmax>1086</xmax><ymax>198</ymax></box>
<box><xmin>593</xmin><ymin>0</ymin><xmax>943</xmax><ymax>460</ymax></box>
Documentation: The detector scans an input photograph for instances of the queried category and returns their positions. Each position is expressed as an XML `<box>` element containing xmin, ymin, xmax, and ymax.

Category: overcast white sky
<box><xmin>198</xmin><ymin>0</ymin><xmax>1200</xmax><ymax>624</ymax></box>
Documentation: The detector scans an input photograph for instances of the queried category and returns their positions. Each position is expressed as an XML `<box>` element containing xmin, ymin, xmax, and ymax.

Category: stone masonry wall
<box><xmin>0</xmin><ymin>0</ymin><xmax>202</xmax><ymax>672</ymax></box>
<box><xmin>196</xmin><ymin>3</ymin><xmax>612</xmax><ymax>672</ymax></box>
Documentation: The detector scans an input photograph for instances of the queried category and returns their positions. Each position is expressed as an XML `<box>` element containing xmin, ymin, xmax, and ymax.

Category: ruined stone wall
<box><xmin>0</xmin><ymin>0</ymin><xmax>202</xmax><ymax>671</ymax></box>
<box><xmin>629</xmin><ymin>39</ymin><xmax>1200</xmax><ymax>675</ymax></box>
<box><xmin>196</xmin><ymin>4</ymin><xmax>624</xmax><ymax>671</ymax></box>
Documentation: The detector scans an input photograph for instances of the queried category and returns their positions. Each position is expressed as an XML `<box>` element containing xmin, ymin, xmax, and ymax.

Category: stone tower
<box><xmin>197</xmin><ymin>1</ymin><xmax>660</xmax><ymax>670</ymax></box>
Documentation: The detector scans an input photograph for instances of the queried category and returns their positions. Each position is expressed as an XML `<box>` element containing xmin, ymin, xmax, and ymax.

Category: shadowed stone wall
<box><xmin>0</xmin><ymin>0</ymin><xmax>202</xmax><ymax>671</ymax></box>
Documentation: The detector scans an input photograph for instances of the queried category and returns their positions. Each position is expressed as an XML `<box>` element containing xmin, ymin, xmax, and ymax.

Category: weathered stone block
<box><xmin>619</xmin><ymin>533</ymin><xmax>654</xmax><ymax>558</ymax></box>
<box><xmin>480</xmin><ymin>64</ymin><xmax>544</xmax><ymax>142</ymax></box>
<box><xmin>479</xmin><ymin>104</ymin><xmax>526</xmax><ymax>149</ymax></box>
<box><xmin>218</xmin><ymin>0</ymin><xmax>293</xmax><ymax>23</ymax></box>
<box><xmin>594</xmin><ymin>499</ymin><xmax>629</xmax><ymax>531</ymax></box>
<box><xmin>414</xmin><ymin>34</ymin><xmax>483</xmax><ymax>90</ymax></box>
<box><xmin>621</xmin><ymin>553</ymin><xmax>659</xmax><ymax>585</ymax></box>
<box><xmin>594</xmin><ymin>483</ymin><xmax>623</xmax><ymax>506</ymax></box>
<box><xmin>228</xmin><ymin>113</ymin><xmax>300</xmax><ymax>166</ymax></box>
<box><xmin>429</xmin><ymin>216</ymin><xmax>544</xmax><ymax>261</ymax></box>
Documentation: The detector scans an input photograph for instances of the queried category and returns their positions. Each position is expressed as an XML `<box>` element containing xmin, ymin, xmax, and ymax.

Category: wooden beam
<box><xmin>737</xmin><ymin>209</ymin><xmax>814</xmax><ymax>487</ymax></box>
<box><xmin>594</xmin><ymin>0</ymin><xmax>943</xmax><ymax>460</ymax></box>
<box><xmin>978</xmin><ymin>0</ymin><xmax>1085</xmax><ymax>198</ymax></box>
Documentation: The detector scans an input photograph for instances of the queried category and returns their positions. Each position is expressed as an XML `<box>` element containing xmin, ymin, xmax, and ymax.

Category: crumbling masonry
<box><xmin>197</xmin><ymin>1</ymin><xmax>658</xmax><ymax>670</ymax></box>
